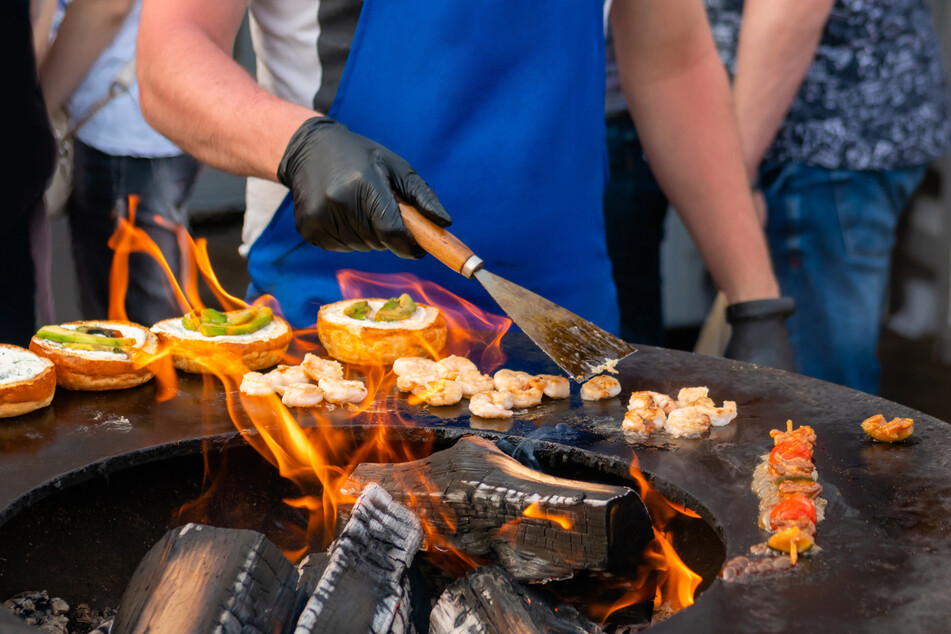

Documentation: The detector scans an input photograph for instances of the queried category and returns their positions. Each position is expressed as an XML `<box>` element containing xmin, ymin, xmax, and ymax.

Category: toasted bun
<box><xmin>150</xmin><ymin>314</ymin><xmax>293</xmax><ymax>373</ymax></box>
<box><xmin>0</xmin><ymin>344</ymin><xmax>56</xmax><ymax>417</ymax></box>
<box><xmin>29</xmin><ymin>321</ymin><xmax>158</xmax><ymax>391</ymax></box>
<box><xmin>317</xmin><ymin>299</ymin><xmax>447</xmax><ymax>366</ymax></box>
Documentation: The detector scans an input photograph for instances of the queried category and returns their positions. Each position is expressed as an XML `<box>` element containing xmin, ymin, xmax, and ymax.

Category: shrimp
<box><xmin>266</xmin><ymin>364</ymin><xmax>309</xmax><ymax>395</ymax></box>
<box><xmin>580</xmin><ymin>375</ymin><xmax>621</xmax><ymax>401</ymax></box>
<box><xmin>414</xmin><ymin>378</ymin><xmax>464</xmax><ymax>406</ymax></box>
<box><xmin>240</xmin><ymin>371</ymin><xmax>274</xmax><ymax>396</ymax></box>
<box><xmin>469</xmin><ymin>390</ymin><xmax>514</xmax><ymax>418</ymax></box>
<box><xmin>318</xmin><ymin>378</ymin><xmax>367</xmax><ymax>404</ymax></box>
<box><xmin>456</xmin><ymin>369</ymin><xmax>496</xmax><ymax>398</ymax></box>
<box><xmin>530</xmin><ymin>375</ymin><xmax>570</xmax><ymax>399</ymax></box>
<box><xmin>861</xmin><ymin>414</ymin><xmax>914</xmax><ymax>442</ymax></box>
<box><xmin>301</xmin><ymin>353</ymin><xmax>344</xmax><ymax>381</ymax></box>
<box><xmin>510</xmin><ymin>386</ymin><xmax>544</xmax><ymax>408</ymax></box>
<box><xmin>393</xmin><ymin>356</ymin><xmax>441</xmax><ymax>377</ymax></box>
<box><xmin>435</xmin><ymin>355</ymin><xmax>478</xmax><ymax>380</ymax></box>
<box><xmin>493</xmin><ymin>369</ymin><xmax>533</xmax><ymax>392</ymax></box>
<box><xmin>396</xmin><ymin>368</ymin><xmax>442</xmax><ymax>393</ymax></box>
<box><xmin>622</xmin><ymin>407</ymin><xmax>666</xmax><ymax>434</ymax></box>
<box><xmin>677</xmin><ymin>386</ymin><xmax>714</xmax><ymax>408</ymax></box>
<box><xmin>703</xmin><ymin>400</ymin><xmax>737</xmax><ymax>427</ymax></box>
<box><xmin>628</xmin><ymin>390</ymin><xmax>674</xmax><ymax>413</ymax></box>
<box><xmin>281</xmin><ymin>383</ymin><xmax>324</xmax><ymax>407</ymax></box>
<box><xmin>665</xmin><ymin>405</ymin><xmax>711</xmax><ymax>437</ymax></box>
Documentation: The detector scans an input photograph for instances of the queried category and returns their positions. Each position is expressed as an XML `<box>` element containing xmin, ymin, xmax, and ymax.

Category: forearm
<box><xmin>612</xmin><ymin>0</ymin><xmax>778</xmax><ymax>303</ymax></box>
<box><xmin>138</xmin><ymin>0</ymin><xmax>317</xmax><ymax>181</ymax></box>
<box><xmin>733</xmin><ymin>0</ymin><xmax>833</xmax><ymax>175</ymax></box>
<box><xmin>39</xmin><ymin>0</ymin><xmax>135</xmax><ymax>113</ymax></box>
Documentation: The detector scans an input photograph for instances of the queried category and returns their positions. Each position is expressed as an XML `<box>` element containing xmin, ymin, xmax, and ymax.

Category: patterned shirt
<box><xmin>706</xmin><ymin>0</ymin><xmax>951</xmax><ymax>170</ymax></box>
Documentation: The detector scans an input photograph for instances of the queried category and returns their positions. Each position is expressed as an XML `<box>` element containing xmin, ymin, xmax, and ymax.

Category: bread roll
<box><xmin>317</xmin><ymin>298</ymin><xmax>447</xmax><ymax>365</ymax></box>
<box><xmin>0</xmin><ymin>344</ymin><xmax>56</xmax><ymax>417</ymax></box>
<box><xmin>151</xmin><ymin>314</ymin><xmax>292</xmax><ymax>373</ymax></box>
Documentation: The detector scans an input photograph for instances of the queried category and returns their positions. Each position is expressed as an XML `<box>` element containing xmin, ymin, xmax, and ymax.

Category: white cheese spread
<box><xmin>151</xmin><ymin>316</ymin><xmax>288</xmax><ymax>343</ymax></box>
<box><xmin>321</xmin><ymin>300</ymin><xmax>438</xmax><ymax>334</ymax></box>
<box><xmin>0</xmin><ymin>347</ymin><xmax>52</xmax><ymax>385</ymax></box>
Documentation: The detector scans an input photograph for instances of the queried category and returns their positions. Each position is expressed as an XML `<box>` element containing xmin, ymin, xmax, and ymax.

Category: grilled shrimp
<box><xmin>469</xmin><ymin>390</ymin><xmax>514</xmax><ymax>418</ymax></box>
<box><xmin>240</xmin><ymin>371</ymin><xmax>274</xmax><ymax>396</ymax></box>
<box><xmin>456</xmin><ymin>369</ymin><xmax>496</xmax><ymax>398</ymax></box>
<box><xmin>493</xmin><ymin>369</ymin><xmax>533</xmax><ymax>392</ymax></box>
<box><xmin>530</xmin><ymin>375</ymin><xmax>570</xmax><ymax>399</ymax></box>
<box><xmin>623</xmin><ymin>407</ymin><xmax>666</xmax><ymax>434</ymax></box>
<box><xmin>580</xmin><ymin>375</ymin><xmax>621</xmax><ymax>401</ymax></box>
<box><xmin>393</xmin><ymin>356</ymin><xmax>441</xmax><ymax>377</ymax></box>
<box><xmin>677</xmin><ymin>386</ymin><xmax>714</xmax><ymax>408</ymax></box>
<box><xmin>704</xmin><ymin>400</ymin><xmax>737</xmax><ymax>427</ymax></box>
<box><xmin>318</xmin><ymin>378</ymin><xmax>368</xmax><ymax>404</ymax></box>
<box><xmin>396</xmin><ymin>368</ymin><xmax>442</xmax><ymax>393</ymax></box>
<box><xmin>435</xmin><ymin>355</ymin><xmax>478</xmax><ymax>380</ymax></box>
<box><xmin>414</xmin><ymin>378</ymin><xmax>464</xmax><ymax>406</ymax></box>
<box><xmin>628</xmin><ymin>390</ymin><xmax>673</xmax><ymax>412</ymax></box>
<box><xmin>301</xmin><ymin>353</ymin><xmax>344</xmax><ymax>381</ymax></box>
<box><xmin>266</xmin><ymin>365</ymin><xmax>309</xmax><ymax>394</ymax></box>
<box><xmin>281</xmin><ymin>383</ymin><xmax>324</xmax><ymax>407</ymax></box>
<box><xmin>510</xmin><ymin>386</ymin><xmax>544</xmax><ymax>408</ymax></box>
<box><xmin>665</xmin><ymin>405</ymin><xmax>711</xmax><ymax>437</ymax></box>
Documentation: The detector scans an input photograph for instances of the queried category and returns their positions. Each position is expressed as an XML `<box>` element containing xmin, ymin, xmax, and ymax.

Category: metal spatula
<box><xmin>400</xmin><ymin>202</ymin><xmax>636</xmax><ymax>382</ymax></box>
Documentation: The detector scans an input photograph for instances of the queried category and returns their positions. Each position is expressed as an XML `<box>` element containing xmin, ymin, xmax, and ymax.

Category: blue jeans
<box><xmin>761</xmin><ymin>163</ymin><xmax>926</xmax><ymax>394</ymax></box>
<box><xmin>68</xmin><ymin>141</ymin><xmax>200</xmax><ymax>325</ymax></box>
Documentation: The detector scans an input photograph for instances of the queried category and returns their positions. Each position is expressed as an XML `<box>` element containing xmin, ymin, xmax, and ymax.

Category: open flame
<box><xmin>108</xmin><ymin>202</ymin><xmax>705</xmax><ymax>624</ymax></box>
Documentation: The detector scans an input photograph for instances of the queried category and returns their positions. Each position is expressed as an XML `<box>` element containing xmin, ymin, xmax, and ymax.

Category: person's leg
<box><xmin>602</xmin><ymin>113</ymin><xmax>669</xmax><ymax>346</ymax></box>
<box><xmin>67</xmin><ymin>141</ymin><xmax>120</xmax><ymax>320</ymax></box>
<box><xmin>115</xmin><ymin>153</ymin><xmax>201</xmax><ymax>325</ymax></box>
<box><xmin>762</xmin><ymin>163</ymin><xmax>925</xmax><ymax>393</ymax></box>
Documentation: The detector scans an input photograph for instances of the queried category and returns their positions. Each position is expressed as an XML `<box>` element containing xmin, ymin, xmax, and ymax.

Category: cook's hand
<box><xmin>724</xmin><ymin>298</ymin><xmax>797</xmax><ymax>371</ymax></box>
<box><xmin>278</xmin><ymin>117</ymin><xmax>451</xmax><ymax>258</ymax></box>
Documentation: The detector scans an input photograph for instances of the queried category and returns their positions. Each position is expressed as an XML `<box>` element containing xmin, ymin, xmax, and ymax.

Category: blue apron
<box><xmin>248</xmin><ymin>0</ymin><xmax>620</xmax><ymax>334</ymax></box>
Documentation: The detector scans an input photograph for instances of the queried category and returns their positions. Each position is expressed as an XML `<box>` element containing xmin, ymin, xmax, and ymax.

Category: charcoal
<box><xmin>111</xmin><ymin>524</ymin><xmax>299</xmax><ymax>634</ymax></box>
<box><xmin>429</xmin><ymin>566</ymin><xmax>602</xmax><ymax>634</ymax></box>
<box><xmin>294</xmin><ymin>483</ymin><xmax>422</xmax><ymax>634</ymax></box>
<box><xmin>340</xmin><ymin>436</ymin><xmax>652</xmax><ymax>581</ymax></box>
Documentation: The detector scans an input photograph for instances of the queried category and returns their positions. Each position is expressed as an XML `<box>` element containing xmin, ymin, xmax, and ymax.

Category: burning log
<box><xmin>430</xmin><ymin>566</ymin><xmax>602</xmax><ymax>634</ymax></box>
<box><xmin>340</xmin><ymin>436</ymin><xmax>652</xmax><ymax>581</ymax></box>
<box><xmin>295</xmin><ymin>483</ymin><xmax>423</xmax><ymax>634</ymax></box>
<box><xmin>111</xmin><ymin>524</ymin><xmax>299</xmax><ymax>634</ymax></box>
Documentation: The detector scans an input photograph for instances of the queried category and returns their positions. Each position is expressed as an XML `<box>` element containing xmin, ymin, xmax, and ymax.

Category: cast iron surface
<box><xmin>0</xmin><ymin>333</ymin><xmax>949</xmax><ymax>631</ymax></box>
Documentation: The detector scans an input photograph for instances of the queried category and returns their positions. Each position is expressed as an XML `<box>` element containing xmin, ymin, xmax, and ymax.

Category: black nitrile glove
<box><xmin>724</xmin><ymin>297</ymin><xmax>797</xmax><ymax>371</ymax></box>
<box><xmin>277</xmin><ymin>117</ymin><xmax>451</xmax><ymax>258</ymax></box>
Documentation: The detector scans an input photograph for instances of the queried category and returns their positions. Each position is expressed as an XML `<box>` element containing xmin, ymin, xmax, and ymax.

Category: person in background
<box><xmin>1</xmin><ymin>0</ymin><xmax>56</xmax><ymax>346</ymax></box>
<box><xmin>137</xmin><ymin>0</ymin><xmax>797</xmax><ymax>370</ymax></box>
<box><xmin>604</xmin><ymin>0</ymin><xmax>951</xmax><ymax>393</ymax></box>
<box><xmin>40</xmin><ymin>0</ymin><xmax>201</xmax><ymax>325</ymax></box>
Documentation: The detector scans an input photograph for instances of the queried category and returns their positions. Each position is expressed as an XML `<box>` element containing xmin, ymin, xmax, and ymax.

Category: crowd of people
<box><xmin>4</xmin><ymin>0</ymin><xmax>950</xmax><ymax>396</ymax></box>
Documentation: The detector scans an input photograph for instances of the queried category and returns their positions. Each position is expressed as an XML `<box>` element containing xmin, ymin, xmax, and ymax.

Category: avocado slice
<box><xmin>36</xmin><ymin>325</ymin><xmax>135</xmax><ymax>348</ymax></box>
<box><xmin>374</xmin><ymin>294</ymin><xmax>417</xmax><ymax>322</ymax></box>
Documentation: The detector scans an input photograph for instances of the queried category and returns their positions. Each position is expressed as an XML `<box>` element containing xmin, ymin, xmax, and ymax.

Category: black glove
<box><xmin>724</xmin><ymin>298</ymin><xmax>797</xmax><ymax>372</ymax></box>
<box><xmin>278</xmin><ymin>117</ymin><xmax>451</xmax><ymax>258</ymax></box>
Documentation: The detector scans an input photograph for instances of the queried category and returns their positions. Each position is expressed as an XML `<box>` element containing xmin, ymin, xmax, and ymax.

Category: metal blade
<box><xmin>474</xmin><ymin>269</ymin><xmax>637</xmax><ymax>382</ymax></box>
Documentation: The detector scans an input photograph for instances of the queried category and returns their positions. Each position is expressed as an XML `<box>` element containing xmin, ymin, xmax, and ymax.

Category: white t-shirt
<box><xmin>241</xmin><ymin>0</ymin><xmax>321</xmax><ymax>256</ymax></box>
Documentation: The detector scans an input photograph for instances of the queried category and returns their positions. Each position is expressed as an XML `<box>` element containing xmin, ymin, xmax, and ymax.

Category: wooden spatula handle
<box><xmin>399</xmin><ymin>201</ymin><xmax>482</xmax><ymax>277</ymax></box>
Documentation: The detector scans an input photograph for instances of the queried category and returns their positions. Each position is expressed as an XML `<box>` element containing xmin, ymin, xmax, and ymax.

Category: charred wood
<box><xmin>294</xmin><ymin>483</ymin><xmax>422</xmax><ymax>634</ymax></box>
<box><xmin>340</xmin><ymin>436</ymin><xmax>652</xmax><ymax>581</ymax></box>
<box><xmin>111</xmin><ymin>524</ymin><xmax>299</xmax><ymax>634</ymax></box>
<box><xmin>429</xmin><ymin>565</ymin><xmax>602</xmax><ymax>634</ymax></box>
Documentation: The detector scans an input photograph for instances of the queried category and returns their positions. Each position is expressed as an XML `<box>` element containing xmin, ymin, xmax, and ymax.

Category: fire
<box><xmin>522</xmin><ymin>501</ymin><xmax>574</xmax><ymax>530</ymax></box>
<box><xmin>107</xmin><ymin>203</ymin><xmax>705</xmax><ymax>624</ymax></box>
<box><xmin>623</xmin><ymin>453</ymin><xmax>703</xmax><ymax>614</ymax></box>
